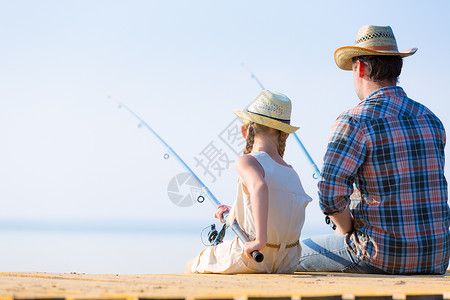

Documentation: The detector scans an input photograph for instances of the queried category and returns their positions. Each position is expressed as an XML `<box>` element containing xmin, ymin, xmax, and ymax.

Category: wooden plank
<box><xmin>0</xmin><ymin>272</ymin><xmax>447</xmax><ymax>300</ymax></box>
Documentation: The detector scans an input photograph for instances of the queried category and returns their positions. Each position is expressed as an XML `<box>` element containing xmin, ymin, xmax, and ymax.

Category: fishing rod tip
<box><xmin>108</xmin><ymin>95</ymin><xmax>124</xmax><ymax>108</ymax></box>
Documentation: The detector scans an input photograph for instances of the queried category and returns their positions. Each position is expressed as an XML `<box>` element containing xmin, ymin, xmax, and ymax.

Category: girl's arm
<box><xmin>235</xmin><ymin>155</ymin><xmax>268</xmax><ymax>259</ymax></box>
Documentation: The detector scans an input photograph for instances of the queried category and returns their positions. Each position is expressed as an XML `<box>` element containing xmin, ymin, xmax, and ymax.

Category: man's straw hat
<box><xmin>234</xmin><ymin>90</ymin><xmax>299</xmax><ymax>134</ymax></box>
<box><xmin>334</xmin><ymin>25</ymin><xmax>418</xmax><ymax>70</ymax></box>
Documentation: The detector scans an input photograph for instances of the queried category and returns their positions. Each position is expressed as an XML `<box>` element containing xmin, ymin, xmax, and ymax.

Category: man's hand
<box><xmin>330</xmin><ymin>206</ymin><xmax>354</xmax><ymax>235</ymax></box>
<box><xmin>334</xmin><ymin>226</ymin><xmax>349</xmax><ymax>235</ymax></box>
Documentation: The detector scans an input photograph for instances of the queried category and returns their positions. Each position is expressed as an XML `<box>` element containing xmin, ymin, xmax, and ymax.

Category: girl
<box><xmin>186</xmin><ymin>90</ymin><xmax>312</xmax><ymax>274</ymax></box>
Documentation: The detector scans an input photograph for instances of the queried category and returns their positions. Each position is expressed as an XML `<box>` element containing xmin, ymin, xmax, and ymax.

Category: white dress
<box><xmin>190</xmin><ymin>151</ymin><xmax>312</xmax><ymax>274</ymax></box>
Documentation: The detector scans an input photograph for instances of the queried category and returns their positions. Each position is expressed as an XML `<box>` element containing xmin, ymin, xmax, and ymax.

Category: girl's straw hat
<box><xmin>334</xmin><ymin>25</ymin><xmax>417</xmax><ymax>70</ymax></box>
<box><xmin>234</xmin><ymin>90</ymin><xmax>299</xmax><ymax>134</ymax></box>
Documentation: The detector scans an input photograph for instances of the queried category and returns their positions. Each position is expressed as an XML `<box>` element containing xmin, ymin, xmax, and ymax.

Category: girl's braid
<box><xmin>243</xmin><ymin>123</ymin><xmax>255</xmax><ymax>155</ymax></box>
<box><xmin>278</xmin><ymin>132</ymin><xmax>289</xmax><ymax>158</ymax></box>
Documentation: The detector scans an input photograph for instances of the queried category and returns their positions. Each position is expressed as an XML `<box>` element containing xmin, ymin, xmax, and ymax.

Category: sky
<box><xmin>1</xmin><ymin>0</ymin><xmax>450</xmax><ymax>238</ymax></box>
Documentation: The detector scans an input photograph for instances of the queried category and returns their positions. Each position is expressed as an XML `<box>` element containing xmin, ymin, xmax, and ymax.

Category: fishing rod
<box><xmin>113</xmin><ymin>98</ymin><xmax>264</xmax><ymax>263</ymax></box>
<box><xmin>241</xmin><ymin>65</ymin><xmax>339</xmax><ymax>231</ymax></box>
<box><xmin>241</xmin><ymin>63</ymin><xmax>321</xmax><ymax>180</ymax></box>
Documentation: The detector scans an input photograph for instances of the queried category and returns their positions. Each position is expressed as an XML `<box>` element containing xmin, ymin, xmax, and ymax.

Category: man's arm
<box><xmin>319</xmin><ymin>113</ymin><xmax>366</xmax><ymax>225</ymax></box>
<box><xmin>330</xmin><ymin>205</ymin><xmax>354</xmax><ymax>235</ymax></box>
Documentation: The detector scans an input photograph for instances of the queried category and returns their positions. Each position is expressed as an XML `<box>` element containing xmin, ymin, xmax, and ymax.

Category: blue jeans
<box><xmin>297</xmin><ymin>234</ymin><xmax>387</xmax><ymax>273</ymax></box>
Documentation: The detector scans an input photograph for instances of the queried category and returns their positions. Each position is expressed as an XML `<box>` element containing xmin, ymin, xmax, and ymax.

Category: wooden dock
<box><xmin>0</xmin><ymin>272</ymin><xmax>448</xmax><ymax>300</ymax></box>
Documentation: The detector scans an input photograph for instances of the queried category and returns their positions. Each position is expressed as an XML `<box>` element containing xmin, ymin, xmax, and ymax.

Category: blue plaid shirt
<box><xmin>319</xmin><ymin>86</ymin><xmax>449</xmax><ymax>274</ymax></box>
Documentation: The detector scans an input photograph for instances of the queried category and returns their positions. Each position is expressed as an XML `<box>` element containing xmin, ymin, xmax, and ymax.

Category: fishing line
<box><xmin>200</xmin><ymin>225</ymin><xmax>212</xmax><ymax>246</ymax></box>
<box><xmin>200</xmin><ymin>223</ymin><xmax>227</xmax><ymax>246</ymax></box>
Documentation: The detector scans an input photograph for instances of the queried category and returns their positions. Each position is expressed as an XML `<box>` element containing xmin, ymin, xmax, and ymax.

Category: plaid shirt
<box><xmin>319</xmin><ymin>86</ymin><xmax>449</xmax><ymax>274</ymax></box>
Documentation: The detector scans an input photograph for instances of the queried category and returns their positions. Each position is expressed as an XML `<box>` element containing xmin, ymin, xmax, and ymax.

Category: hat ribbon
<box><xmin>246</xmin><ymin>109</ymin><xmax>291</xmax><ymax>124</ymax></box>
<box><xmin>363</xmin><ymin>45</ymin><xmax>399</xmax><ymax>51</ymax></box>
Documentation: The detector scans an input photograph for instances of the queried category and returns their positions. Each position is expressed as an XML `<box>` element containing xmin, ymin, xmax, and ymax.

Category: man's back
<box><xmin>320</xmin><ymin>86</ymin><xmax>449</xmax><ymax>274</ymax></box>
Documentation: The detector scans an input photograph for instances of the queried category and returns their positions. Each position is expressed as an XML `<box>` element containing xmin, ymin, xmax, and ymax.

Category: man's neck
<box><xmin>360</xmin><ymin>80</ymin><xmax>396</xmax><ymax>100</ymax></box>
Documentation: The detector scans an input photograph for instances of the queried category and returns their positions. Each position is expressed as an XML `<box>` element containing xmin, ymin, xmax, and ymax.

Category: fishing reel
<box><xmin>207</xmin><ymin>223</ymin><xmax>227</xmax><ymax>246</ymax></box>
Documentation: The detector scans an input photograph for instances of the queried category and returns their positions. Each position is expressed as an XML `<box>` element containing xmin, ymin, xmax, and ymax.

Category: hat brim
<box><xmin>334</xmin><ymin>46</ymin><xmax>418</xmax><ymax>70</ymax></box>
<box><xmin>234</xmin><ymin>110</ymin><xmax>299</xmax><ymax>134</ymax></box>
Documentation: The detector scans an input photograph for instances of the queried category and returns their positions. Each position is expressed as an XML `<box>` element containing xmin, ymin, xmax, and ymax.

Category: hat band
<box><xmin>246</xmin><ymin>110</ymin><xmax>291</xmax><ymax>124</ymax></box>
<box><xmin>363</xmin><ymin>45</ymin><xmax>399</xmax><ymax>51</ymax></box>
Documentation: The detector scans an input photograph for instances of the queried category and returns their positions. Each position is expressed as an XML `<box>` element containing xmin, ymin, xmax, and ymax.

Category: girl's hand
<box><xmin>214</xmin><ymin>205</ymin><xmax>231</xmax><ymax>223</ymax></box>
<box><xmin>243</xmin><ymin>240</ymin><xmax>266</xmax><ymax>259</ymax></box>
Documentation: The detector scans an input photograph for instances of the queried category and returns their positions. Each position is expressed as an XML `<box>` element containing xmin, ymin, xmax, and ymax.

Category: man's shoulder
<box><xmin>342</xmin><ymin>89</ymin><xmax>437</xmax><ymax>121</ymax></box>
<box><xmin>336</xmin><ymin>93</ymin><xmax>445</xmax><ymax>134</ymax></box>
<box><xmin>335</xmin><ymin>102</ymin><xmax>373</xmax><ymax>123</ymax></box>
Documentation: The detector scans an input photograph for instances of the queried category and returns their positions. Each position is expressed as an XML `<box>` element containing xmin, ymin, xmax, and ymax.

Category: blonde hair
<box><xmin>242</xmin><ymin>121</ymin><xmax>289</xmax><ymax>158</ymax></box>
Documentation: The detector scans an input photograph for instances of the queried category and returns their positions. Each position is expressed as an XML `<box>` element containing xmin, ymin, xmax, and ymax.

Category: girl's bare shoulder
<box><xmin>235</xmin><ymin>154</ymin><xmax>265</xmax><ymax>177</ymax></box>
<box><xmin>235</xmin><ymin>154</ymin><xmax>257</xmax><ymax>168</ymax></box>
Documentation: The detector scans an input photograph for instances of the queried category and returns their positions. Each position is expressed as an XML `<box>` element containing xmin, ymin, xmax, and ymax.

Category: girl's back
<box><xmin>186</xmin><ymin>90</ymin><xmax>311</xmax><ymax>274</ymax></box>
<box><xmin>233</xmin><ymin>151</ymin><xmax>311</xmax><ymax>273</ymax></box>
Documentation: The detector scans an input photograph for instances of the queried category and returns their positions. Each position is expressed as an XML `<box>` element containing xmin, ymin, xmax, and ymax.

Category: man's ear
<box><xmin>356</xmin><ymin>60</ymin><xmax>365</xmax><ymax>78</ymax></box>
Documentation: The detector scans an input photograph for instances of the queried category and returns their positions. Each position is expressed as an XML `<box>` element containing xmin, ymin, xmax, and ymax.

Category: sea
<box><xmin>0</xmin><ymin>219</ymin><xmax>327</xmax><ymax>274</ymax></box>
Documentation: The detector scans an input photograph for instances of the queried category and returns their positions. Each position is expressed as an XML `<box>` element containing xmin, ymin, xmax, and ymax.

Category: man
<box><xmin>297</xmin><ymin>25</ymin><xmax>449</xmax><ymax>274</ymax></box>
